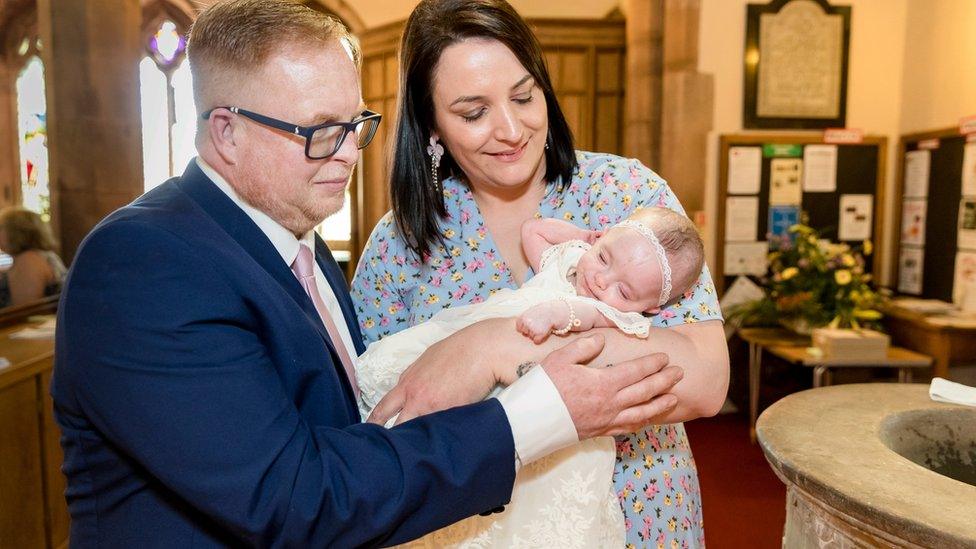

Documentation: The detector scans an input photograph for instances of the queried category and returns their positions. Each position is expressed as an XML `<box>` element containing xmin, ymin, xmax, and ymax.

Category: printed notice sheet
<box><xmin>901</xmin><ymin>199</ymin><xmax>927</xmax><ymax>246</ymax></box>
<box><xmin>728</xmin><ymin>147</ymin><xmax>762</xmax><ymax>194</ymax></box>
<box><xmin>802</xmin><ymin>144</ymin><xmax>837</xmax><ymax>192</ymax></box>
<box><xmin>959</xmin><ymin>198</ymin><xmax>976</xmax><ymax>250</ymax></box>
<box><xmin>769</xmin><ymin>158</ymin><xmax>803</xmax><ymax>205</ymax></box>
<box><xmin>898</xmin><ymin>247</ymin><xmax>924</xmax><ymax>295</ymax></box>
<box><xmin>724</xmin><ymin>242</ymin><xmax>769</xmax><ymax>276</ymax></box>
<box><xmin>838</xmin><ymin>194</ymin><xmax>873</xmax><ymax>241</ymax></box>
<box><xmin>963</xmin><ymin>142</ymin><xmax>976</xmax><ymax>197</ymax></box>
<box><xmin>903</xmin><ymin>150</ymin><xmax>930</xmax><ymax>198</ymax></box>
<box><xmin>953</xmin><ymin>251</ymin><xmax>976</xmax><ymax>307</ymax></box>
<box><xmin>726</xmin><ymin>196</ymin><xmax>759</xmax><ymax>242</ymax></box>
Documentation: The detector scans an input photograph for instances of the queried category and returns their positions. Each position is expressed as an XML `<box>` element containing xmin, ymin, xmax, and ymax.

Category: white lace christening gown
<box><xmin>357</xmin><ymin>240</ymin><xmax>653</xmax><ymax>548</ymax></box>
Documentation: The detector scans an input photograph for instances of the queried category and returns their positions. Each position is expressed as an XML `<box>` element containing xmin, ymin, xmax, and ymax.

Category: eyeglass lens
<box><xmin>308</xmin><ymin>117</ymin><xmax>380</xmax><ymax>158</ymax></box>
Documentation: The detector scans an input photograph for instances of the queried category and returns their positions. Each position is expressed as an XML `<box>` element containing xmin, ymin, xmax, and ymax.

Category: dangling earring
<box><xmin>545</xmin><ymin>141</ymin><xmax>550</xmax><ymax>150</ymax></box>
<box><xmin>426</xmin><ymin>136</ymin><xmax>444</xmax><ymax>188</ymax></box>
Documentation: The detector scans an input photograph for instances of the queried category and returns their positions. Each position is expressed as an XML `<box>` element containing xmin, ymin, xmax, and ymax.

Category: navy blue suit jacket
<box><xmin>51</xmin><ymin>161</ymin><xmax>516</xmax><ymax>547</ymax></box>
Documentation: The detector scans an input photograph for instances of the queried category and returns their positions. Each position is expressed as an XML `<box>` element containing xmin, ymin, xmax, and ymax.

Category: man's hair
<box><xmin>187</xmin><ymin>0</ymin><xmax>360</xmax><ymax>112</ymax></box>
<box><xmin>628</xmin><ymin>207</ymin><xmax>705</xmax><ymax>305</ymax></box>
<box><xmin>0</xmin><ymin>207</ymin><xmax>58</xmax><ymax>255</ymax></box>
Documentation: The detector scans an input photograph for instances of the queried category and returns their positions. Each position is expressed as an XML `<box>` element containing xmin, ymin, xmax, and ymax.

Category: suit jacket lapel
<box><xmin>175</xmin><ymin>163</ymin><xmax>357</xmax><ymax>388</ymax></box>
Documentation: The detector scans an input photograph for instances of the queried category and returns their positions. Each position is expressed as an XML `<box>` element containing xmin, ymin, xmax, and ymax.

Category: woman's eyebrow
<box><xmin>511</xmin><ymin>74</ymin><xmax>534</xmax><ymax>90</ymax></box>
<box><xmin>449</xmin><ymin>75</ymin><xmax>536</xmax><ymax>107</ymax></box>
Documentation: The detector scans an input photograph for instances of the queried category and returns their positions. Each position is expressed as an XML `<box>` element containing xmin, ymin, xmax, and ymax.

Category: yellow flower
<box><xmin>363</xmin><ymin>318</ymin><xmax>375</xmax><ymax>328</ymax></box>
<box><xmin>451</xmin><ymin>272</ymin><xmax>463</xmax><ymax>282</ymax></box>
<box><xmin>781</xmin><ymin>267</ymin><xmax>799</xmax><ymax>280</ymax></box>
<box><xmin>676</xmin><ymin>492</ymin><xmax>683</xmax><ymax>505</ymax></box>
<box><xmin>563</xmin><ymin>211</ymin><xmax>574</xmax><ymax>221</ymax></box>
<box><xmin>443</xmin><ymin>228</ymin><xmax>455</xmax><ymax>238</ymax></box>
<box><xmin>863</xmin><ymin>240</ymin><xmax>873</xmax><ymax>255</ymax></box>
<box><xmin>835</xmin><ymin>270</ymin><xmax>852</xmax><ymax>285</ymax></box>
<box><xmin>854</xmin><ymin>309</ymin><xmax>882</xmax><ymax>320</ymax></box>
<box><xmin>664</xmin><ymin>495</ymin><xmax>672</xmax><ymax>506</ymax></box>
<box><xmin>634</xmin><ymin>469</ymin><xmax>642</xmax><ymax>479</ymax></box>
<box><xmin>668</xmin><ymin>517</ymin><xmax>677</xmax><ymax>532</ymax></box>
<box><xmin>842</xmin><ymin>254</ymin><xmax>856</xmax><ymax>267</ymax></box>
<box><xmin>426</xmin><ymin>294</ymin><xmax>440</xmax><ymax>305</ymax></box>
<box><xmin>388</xmin><ymin>305</ymin><xmax>398</xmax><ymax>314</ymax></box>
<box><xmin>633</xmin><ymin>501</ymin><xmax>644</xmax><ymax>514</ymax></box>
<box><xmin>450</xmin><ymin>247</ymin><xmax>461</xmax><ymax>257</ymax></box>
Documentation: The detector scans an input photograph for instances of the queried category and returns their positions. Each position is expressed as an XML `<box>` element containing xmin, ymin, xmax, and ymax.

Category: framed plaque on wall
<box><xmin>743</xmin><ymin>0</ymin><xmax>851</xmax><ymax>129</ymax></box>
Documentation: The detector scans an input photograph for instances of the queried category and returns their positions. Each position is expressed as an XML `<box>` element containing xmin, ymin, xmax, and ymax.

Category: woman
<box><xmin>351</xmin><ymin>0</ymin><xmax>729</xmax><ymax>546</ymax></box>
<box><xmin>0</xmin><ymin>206</ymin><xmax>66</xmax><ymax>308</ymax></box>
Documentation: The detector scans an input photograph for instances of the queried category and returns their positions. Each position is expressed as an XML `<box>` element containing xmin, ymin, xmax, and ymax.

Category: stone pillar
<box><xmin>624</xmin><ymin>0</ymin><xmax>664</xmax><ymax>170</ymax></box>
<box><xmin>37</xmin><ymin>0</ymin><xmax>144</xmax><ymax>263</ymax></box>
<box><xmin>0</xmin><ymin>61</ymin><xmax>21</xmax><ymax>208</ymax></box>
<box><xmin>660</xmin><ymin>0</ymin><xmax>713</xmax><ymax>215</ymax></box>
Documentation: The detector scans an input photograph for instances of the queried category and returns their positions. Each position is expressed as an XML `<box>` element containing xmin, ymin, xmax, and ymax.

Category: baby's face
<box><xmin>574</xmin><ymin>227</ymin><xmax>664</xmax><ymax>313</ymax></box>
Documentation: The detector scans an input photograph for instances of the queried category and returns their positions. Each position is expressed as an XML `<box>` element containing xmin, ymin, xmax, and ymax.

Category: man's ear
<box><xmin>207</xmin><ymin>108</ymin><xmax>240</xmax><ymax>165</ymax></box>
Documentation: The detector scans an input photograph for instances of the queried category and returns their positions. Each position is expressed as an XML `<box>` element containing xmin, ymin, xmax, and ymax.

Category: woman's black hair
<box><xmin>390</xmin><ymin>0</ymin><xmax>577</xmax><ymax>259</ymax></box>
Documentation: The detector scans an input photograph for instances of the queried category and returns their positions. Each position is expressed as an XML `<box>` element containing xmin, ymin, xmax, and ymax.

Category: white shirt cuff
<box><xmin>494</xmin><ymin>365</ymin><xmax>579</xmax><ymax>469</ymax></box>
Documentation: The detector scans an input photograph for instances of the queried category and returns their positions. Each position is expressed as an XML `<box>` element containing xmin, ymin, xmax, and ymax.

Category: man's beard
<box><xmin>233</xmin><ymin>167</ymin><xmax>339</xmax><ymax>237</ymax></box>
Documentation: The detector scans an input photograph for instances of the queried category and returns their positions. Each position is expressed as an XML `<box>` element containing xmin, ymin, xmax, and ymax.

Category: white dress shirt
<box><xmin>195</xmin><ymin>157</ymin><xmax>579</xmax><ymax>467</ymax></box>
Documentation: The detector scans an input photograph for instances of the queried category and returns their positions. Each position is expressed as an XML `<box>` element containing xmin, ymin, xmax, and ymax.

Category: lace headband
<box><xmin>613</xmin><ymin>220</ymin><xmax>672</xmax><ymax>307</ymax></box>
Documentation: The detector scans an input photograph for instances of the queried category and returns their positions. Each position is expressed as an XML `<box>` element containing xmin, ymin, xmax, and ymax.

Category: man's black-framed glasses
<box><xmin>202</xmin><ymin>107</ymin><xmax>382</xmax><ymax>160</ymax></box>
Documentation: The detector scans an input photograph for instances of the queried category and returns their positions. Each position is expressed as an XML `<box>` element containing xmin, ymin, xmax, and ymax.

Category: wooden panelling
<box><xmin>0</xmin><ymin>377</ymin><xmax>47</xmax><ymax>547</ymax></box>
<box><xmin>355</xmin><ymin>18</ymin><xmax>626</xmax><ymax>260</ymax></box>
<box><xmin>0</xmin><ymin>320</ymin><xmax>62</xmax><ymax>549</ymax></box>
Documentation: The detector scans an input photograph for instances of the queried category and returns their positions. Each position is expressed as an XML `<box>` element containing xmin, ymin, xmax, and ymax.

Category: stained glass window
<box><xmin>16</xmin><ymin>56</ymin><xmax>49</xmax><ymax>219</ymax></box>
<box><xmin>140</xmin><ymin>20</ymin><xmax>194</xmax><ymax>191</ymax></box>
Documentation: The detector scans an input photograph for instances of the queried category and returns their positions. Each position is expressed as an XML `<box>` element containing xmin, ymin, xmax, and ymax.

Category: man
<box><xmin>52</xmin><ymin>1</ymin><xmax>682</xmax><ymax>546</ymax></box>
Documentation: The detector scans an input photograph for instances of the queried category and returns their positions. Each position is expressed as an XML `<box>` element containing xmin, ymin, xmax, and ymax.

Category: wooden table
<box><xmin>738</xmin><ymin>327</ymin><xmax>932</xmax><ymax>443</ymax></box>
<box><xmin>883</xmin><ymin>304</ymin><xmax>976</xmax><ymax>380</ymax></box>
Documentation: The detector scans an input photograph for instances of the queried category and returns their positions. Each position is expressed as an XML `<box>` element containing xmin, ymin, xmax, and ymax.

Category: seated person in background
<box><xmin>355</xmin><ymin>206</ymin><xmax>704</xmax><ymax>547</ymax></box>
<box><xmin>0</xmin><ymin>206</ymin><xmax>67</xmax><ymax>308</ymax></box>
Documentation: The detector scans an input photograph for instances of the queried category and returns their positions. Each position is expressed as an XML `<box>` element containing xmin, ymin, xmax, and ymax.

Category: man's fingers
<box><xmin>394</xmin><ymin>406</ymin><xmax>419</xmax><ymax>425</ymax></box>
<box><xmin>603</xmin><ymin>352</ymin><xmax>670</xmax><ymax>391</ymax></box>
<box><xmin>543</xmin><ymin>333</ymin><xmax>606</xmax><ymax>368</ymax></box>
<box><xmin>607</xmin><ymin>393</ymin><xmax>679</xmax><ymax>434</ymax></box>
<box><xmin>367</xmin><ymin>387</ymin><xmax>405</xmax><ymax>425</ymax></box>
<box><xmin>613</xmin><ymin>365</ymin><xmax>683</xmax><ymax>409</ymax></box>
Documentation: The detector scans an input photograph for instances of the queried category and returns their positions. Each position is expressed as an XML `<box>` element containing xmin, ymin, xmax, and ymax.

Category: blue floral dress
<box><xmin>351</xmin><ymin>151</ymin><xmax>723</xmax><ymax>548</ymax></box>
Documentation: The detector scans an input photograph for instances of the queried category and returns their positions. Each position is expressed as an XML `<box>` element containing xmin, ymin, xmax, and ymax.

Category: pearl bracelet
<box><xmin>552</xmin><ymin>297</ymin><xmax>582</xmax><ymax>335</ymax></box>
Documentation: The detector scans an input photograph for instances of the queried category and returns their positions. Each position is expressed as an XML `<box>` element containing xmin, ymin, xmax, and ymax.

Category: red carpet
<box><xmin>685</xmin><ymin>413</ymin><xmax>787</xmax><ymax>549</ymax></box>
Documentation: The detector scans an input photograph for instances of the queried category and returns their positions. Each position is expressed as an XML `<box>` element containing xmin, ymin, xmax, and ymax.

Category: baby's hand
<box><xmin>584</xmin><ymin>229</ymin><xmax>604</xmax><ymax>245</ymax></box>
<box><xmin>516</xmin><ymin>302</ymin><xmax>563</xmax><ymax>343</ymax></box>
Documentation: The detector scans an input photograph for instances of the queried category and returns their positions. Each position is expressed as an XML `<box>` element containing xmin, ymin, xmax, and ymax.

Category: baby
<box><xmin>516</xmin><ymin>206</ymin><xmax>705</xmax><ymax>343</ymax></box>
<box><xmin>355</xmin><ymin>206</ymin><xmax>705</xmax><ymax>548</ymax></box>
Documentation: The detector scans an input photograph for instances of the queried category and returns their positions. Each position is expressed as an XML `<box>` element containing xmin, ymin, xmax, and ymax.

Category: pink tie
<box><xmin>291</xmin><ymin>244</ymin><xmax>359</xmax><ymax>397</ymax></box>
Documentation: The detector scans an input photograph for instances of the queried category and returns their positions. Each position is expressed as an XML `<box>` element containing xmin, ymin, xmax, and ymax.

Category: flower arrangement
<box><xmin>730</xmin><ymin>220</ymin><xmax>885</xmax><ymax>333</ymax></box>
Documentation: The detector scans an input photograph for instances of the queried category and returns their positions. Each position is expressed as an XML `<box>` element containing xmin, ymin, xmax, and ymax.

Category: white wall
<box><xmin>899</xmin><ymin>0</ymin><xmax>976</xmax><ymax>133</ymax></box>
<box><xmin>697</xmin><ymin>0</ymin><xmax>910</xmax><ymax>285</ymax></box>
<box><xmin>353</xmin><ymin>0</ymin><xmax>621</xmax><ymax>29</ymax></box>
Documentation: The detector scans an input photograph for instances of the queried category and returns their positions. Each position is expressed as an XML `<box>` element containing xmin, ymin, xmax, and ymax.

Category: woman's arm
<box><xmin>370</xmin><ymin>317</ymin><xmax>728</xmax><ymax>426</ymax></box>
<box><xmin>7</xmin><ymin>251</ymin><xmax>53</xmax><ymax>306</ymax></box>
<box><xmin>521</xmin><ymin>219</ymin><xmax>601</xmax><ymax>272</ymax></box>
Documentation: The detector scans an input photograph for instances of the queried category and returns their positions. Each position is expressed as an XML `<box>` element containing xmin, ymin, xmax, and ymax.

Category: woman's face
<box><xmin>430</xmin><ymin>38</ymin><xmax>549</xmax><ymax>195</ymax></box>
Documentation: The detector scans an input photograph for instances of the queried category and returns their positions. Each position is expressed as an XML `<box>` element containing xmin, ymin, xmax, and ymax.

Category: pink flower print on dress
<box><xmin>645</xmin><ymin>482</ymin><xmax>659</xmax><ymax>499</ymax></box>
<box><xmin>451</xmin><ymin>284</ymin><xmax>470</xmax><ymax>300</ymax></box>
<box><xmin>430</xmin><ymin>275</ymin><xmax>442</xmax><ymax>288</ymax></box>
<box><xmin>681</xmin><ymin>517</ymin><xmax>692</xmax><ymax>531</ymax></box>
<box><xmin>598</xmin><ymin>214</ymin><xmax>610</xmax><ymax>226</ymax></box>
<box><xmin>380</xmin><ymin>317</ymin><xmax>390</xmax><ymax>327</ymax></box>
<box><xmin>660</xmin><ymin>310</ymin><xmax>676</xmax><ymax>320</ymax></box>
<box><xmin>465</xmin><ymin>258</ymin><xmax>485</xmax><ymax>272</ymax></box>
<box><xmin>617</xmin><ymin>439</ymin><xmax>633</xmax><ymax>454</ymax></box>
<box><xmin>460</xmin><ymin>209</ymin><xmax>471</xmax><ymax>224</ymax></box>
<box><xmin>624</xmin><ymin>518</ymin><xmax>633</xmax><ymax>532</ymax></box>
<box><xmin>470</xmin><ymin>295</ymin><xmax>484</xmax><ymax>304</ymax></box>
<box><xmin>663</xmin><ymin>471</ymin><xmax>673</xmax><ymax>491</ymax></box>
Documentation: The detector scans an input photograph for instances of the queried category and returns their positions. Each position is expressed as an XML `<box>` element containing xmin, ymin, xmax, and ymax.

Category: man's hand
<box><xmin>367</xmin><ymin>324</ymin><xmax>499</xmax><ymax>425</ymax></box>
<box><xmin>541</xmin><ymin>334</ymin><xmax>682</xmax><ymax>439</ymax></box>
